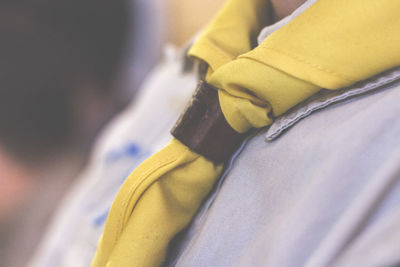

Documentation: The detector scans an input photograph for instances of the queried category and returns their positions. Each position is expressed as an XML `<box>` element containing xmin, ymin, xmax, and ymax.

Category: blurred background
<box><xmin>0</xmin><ymin>0</ymin><xmax>225</xmax><ymax>267</ymax></box>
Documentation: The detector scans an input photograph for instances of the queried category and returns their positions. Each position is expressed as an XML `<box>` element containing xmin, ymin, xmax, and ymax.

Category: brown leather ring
<box><xmin>171</xmin><ymin>81</ymin><xmax>246</xmax><ymax>163</ymax></box>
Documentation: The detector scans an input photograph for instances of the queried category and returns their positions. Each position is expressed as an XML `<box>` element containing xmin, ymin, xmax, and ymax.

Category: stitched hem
<box><xmin>241</xmin><ymin>46</ymin><xmax>356</xmax><ymax>89</ymax></box>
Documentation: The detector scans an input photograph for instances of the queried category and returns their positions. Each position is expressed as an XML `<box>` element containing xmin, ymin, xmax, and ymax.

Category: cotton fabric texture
<box><xmin>92</xmin><ymin>0</ymin><xmax>400</xmax><ymax>266</ymax></box>
<box><xmin>169</xmin><ymin>74</ymin><xmax>400</xmax><ymax>267</ymax></box>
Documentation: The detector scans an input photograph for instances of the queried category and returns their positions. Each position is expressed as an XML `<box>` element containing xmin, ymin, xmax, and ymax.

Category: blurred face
<box><xmin>0</xmin><ymin>0</ymin><xmax>130</xmax><ymax>227</ymax></box>
<box><xmin>270</xmin><ymin>0</ymin><xmax>308</xmax><ymax>20</ymax></box>
<box><xmin>0</xmin><ymin>82</ymin><xmax>116</xmax><ymax>223</ymax></box>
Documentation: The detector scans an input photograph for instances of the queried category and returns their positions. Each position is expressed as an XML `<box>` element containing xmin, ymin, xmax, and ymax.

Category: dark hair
<box><xmin>0</xmin><ymin>0</ymin><xmax>130</xmax><ymax>163</ymax></box>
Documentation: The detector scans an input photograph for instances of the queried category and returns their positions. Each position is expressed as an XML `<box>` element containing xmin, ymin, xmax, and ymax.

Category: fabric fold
<box><xmin>92</xmin><ymin>139</ymin><xmax>222</xmax><ymax>267</ymax></box>
<box><xmin>92</xmin><ymin>0</ymin><xmax>400</xmax><ymax>266</ymax></box>
<box><xmin>190</xmin><ymin>0</ymin><xmax>400</xmax><ymax>132</ymax></box>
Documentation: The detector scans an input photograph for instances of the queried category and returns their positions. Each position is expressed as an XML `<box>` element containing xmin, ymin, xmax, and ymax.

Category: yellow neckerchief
<box><xmin>190</xmin><ymin>0</ymin><xmax>400</xmax><ymax>132</ymax></box>
<box><xmin>92</xmin><ymin>1</ymin><xmax>400</xmax><ymax>266</ymax></box>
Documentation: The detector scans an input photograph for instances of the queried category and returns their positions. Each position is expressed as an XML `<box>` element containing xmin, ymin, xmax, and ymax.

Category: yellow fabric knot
<box><xmin>92</xmin><ymin>0</ymin><xmax>400</xmax><ymax>266</ymax></box>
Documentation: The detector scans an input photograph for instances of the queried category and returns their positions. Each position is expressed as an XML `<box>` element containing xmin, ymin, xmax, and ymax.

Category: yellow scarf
<box><xmin>92</xmin><ymin>0</ymin><xmax>400</xmax><ymax>266</ymax></box>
